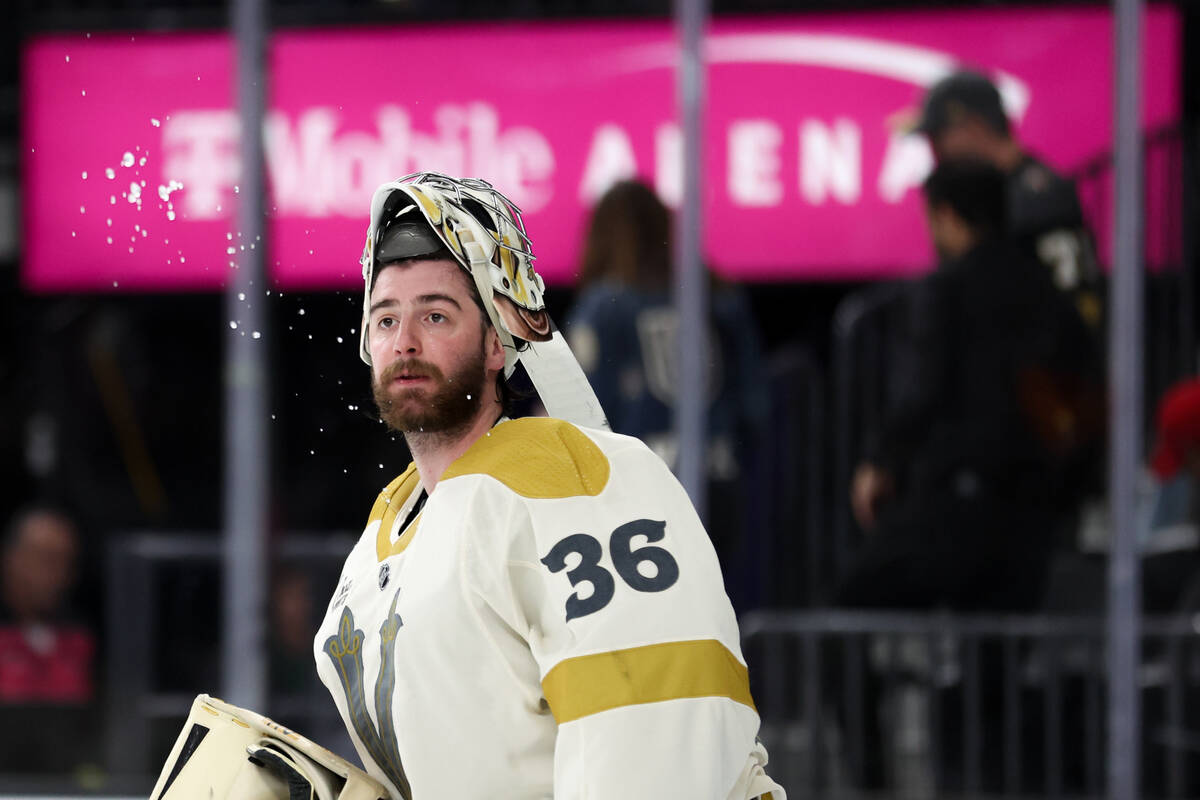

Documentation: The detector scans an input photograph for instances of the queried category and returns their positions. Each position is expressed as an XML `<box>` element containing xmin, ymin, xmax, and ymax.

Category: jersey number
<box><xmin>540</xmin><ymin>519</ymin><xmax>680</xmax><ymax>622</ymax></box>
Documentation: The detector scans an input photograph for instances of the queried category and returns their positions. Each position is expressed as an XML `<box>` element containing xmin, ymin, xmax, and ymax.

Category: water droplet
<box><xmin>81</xmin><ymin>89</ymin><xmax>86</xmax><ymax>97</ymax></box>
<box><xmin>65</xmin><ymin>55</ymin><xmax>70</xmax><ymax>62</ymax></box>
<box><xmin>166</xmin><ymin>211</ymin><xmax>176</xmax><ymax>221</ymax></box>
<box><xmin>71</xmin><ymin>231</ymin><xmax>76</xmax><ymax>237</ymax></box>
<box><xmin>311</xmin><ymin>450</ymin><xmax>316</xmax><ymax>455</ymax></box>
<box><xmin>112</xmin><ymin>281</ymin><xmax>119</xmax><ymax>287</ymax></box>
<box><xmin>233</xmin><ymin>185</ymin><xmax>240</xmax><ymax>194</ymax></box>
<box><xmin>271</xmin><ymin>414</ymin><xmax>276</xmax><ymax>420</ymax></box>
<box><xmin>128</xmin><ymin>183</ymin><xmax>141</xmax><ymax>203</ymax></box>
<box><xmin>226</xmin><ymin>247</ymin><xmax>236</xmax><ymax>255</ymax></box>
<box><xmin>138</xmin><ymin>157</ymin><xmax>146</xmax><ymax>167</ymax></box>
<box><xmin>81</xmin><ymin>171</ymin><xmax>87</xmax><ymax>179</ymax></box>
<box><xmin>237</xmin><ymin>292</ymin><xmax>245</xmax><ymax>301</ymax></box>
<box><xmin>336</xmin><ymin>337</ymin><xmax>343</xmax><ymax>343</ymax></box>
<box><xmin>252</xmin><ymin>331</ymin><xmax>261</xmax><ymax>339</ymax></box>
<box><xmin>298</xmin><ymin>308</ymin><xmax>305</xmax><ymax>315</ymax></box>
<box><xmin>105</xmin><ymin>236</ymin><xmax>112</xmax><ymax>244</ymax></box>
<box><xmin>121</xmin><ymin>152</ymin><xmax>134</xmax><ymax>168</ymax></box>
<box><xmin>466</xmin><ymin>394</ymin><xmax>472</xmax><ymax>400</ymax></box>
<box><xmin>105</xmin><ymin>167</ymin><xmax>115</xmax><ymax>180</ymax></box>
<box><xmin>151</xmin><ymin>118</ymin><xmax>161</xmax><ymax>127</ymax></box>
<box><xmin>226</xmin><ymin>232</ymin><xmax>233</xmax><ymax>240</ymax></box>
<box><xmin>229</xmin><ymin>321</ymin><xmax>238</xmax><ymax>329</ymax></box>
<box><xmin>106</xmin><ymin>218</ymin><xmax>112</xmax><ymax>227</ymax></box>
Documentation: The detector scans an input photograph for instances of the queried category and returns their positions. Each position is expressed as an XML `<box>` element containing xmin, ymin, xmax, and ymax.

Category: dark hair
<box><xmin>919</xmin><ymin>70</ymin><xmax>1011</xmax><ymax>138</ymax></box>
<box><xmin>922</xmin><ymin>158</ymin><xmax>1008</xmax><ymax>239</ymax></box>
<box><xmin>579</xmin><ymin>179</ymin><xmax>672</xmax><ymax>291</ymax></box>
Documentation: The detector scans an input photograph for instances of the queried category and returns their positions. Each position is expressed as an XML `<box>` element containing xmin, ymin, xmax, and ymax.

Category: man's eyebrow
<box><xmin>369</xmin><ymin>298</ymin><xmax>397</xmax><ymax>316</ymax></box>
<box><xmin>368</xmin><ymin>293</ymin><xmax>463</xmax><ymax>317</ymax></box>
<box><xmin>415</xmin><ymin>293</ymin><xmax>463</xmax><ymax>310</ymax></box>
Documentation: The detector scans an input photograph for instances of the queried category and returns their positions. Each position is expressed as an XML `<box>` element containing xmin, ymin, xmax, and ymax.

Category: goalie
<box><xmin>155</xmin><ymin>173</ymin><xmax>784</xmax><ymax>800</ymax></box>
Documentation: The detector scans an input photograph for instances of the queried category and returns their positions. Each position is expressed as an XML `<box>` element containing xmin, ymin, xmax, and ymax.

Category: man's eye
<box><xmin>377</xmin><ymin>317</ymin><xmax>394</xmax><ymax>329</ymax></box>
<box><xmin>429</xmin><ymin>312</ymin><xmax>446</xmax><ymax>324</ymax></box>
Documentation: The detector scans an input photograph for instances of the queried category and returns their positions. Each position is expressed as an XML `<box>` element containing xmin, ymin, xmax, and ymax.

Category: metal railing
<box><xmin>103</xmin><ymin>532</ymin><xmax>357</xmax><ymax>784</ymax></box>
<box><xmin>742</xmin><ymin>608</ymin><xmax>1200</xmax><ymax>799</ymax></box>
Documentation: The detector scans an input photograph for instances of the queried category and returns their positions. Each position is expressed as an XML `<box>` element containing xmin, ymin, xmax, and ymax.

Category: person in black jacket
<box><xmin>834</xmin><ymin>158</ymin><xmax>1104</xmax><ymax>793</ymax></box>
<box><xmin>842</xmin><ymin>158</ymin><xmax>1102</xmax><ymax>612</ymax></box>
<box><xmin>914</xmin><ymin>70</ymin><xmax>1102</xmax><ymax>330</ymax></box>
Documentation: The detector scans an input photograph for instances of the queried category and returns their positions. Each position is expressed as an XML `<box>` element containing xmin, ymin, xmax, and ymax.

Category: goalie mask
<box><xmin>359</xmin><ymin>172</ymin><xmax>608</xmax><ymax>431</ymax></box>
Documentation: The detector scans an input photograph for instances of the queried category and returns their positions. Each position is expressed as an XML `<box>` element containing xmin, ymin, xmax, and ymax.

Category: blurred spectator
<box><xmin>842</xmin><ymin>158</ymin><xmax>1103</xmax><ymax>612</ymax></box>
<box><xmin>836</xmin><ymin>158</ymin><xmax>1103</xmax><ymax>793</ymax></box>
<box><xmin>0</xmin><ymin>505</ymin><xmax>99</xmax><ymax>773</ymax></box>
<box><xmin>915</xmin><ymin>69</ymin><xmax>1102</xmax><ymax>330</ymax></box>
<box><xmin>564</xmin><ymin>179</ymin><xmax>769</xmax><ymax>580</ymax></box>
<box><xmin>1142</xmin><ymin>378</ymin><xmax>1200</xmax><ymax>612</ymax></box>
<box><xmin>270</xmin><ymin>565</ymin><xmax>316</xmax><ymax>696</ymax></box>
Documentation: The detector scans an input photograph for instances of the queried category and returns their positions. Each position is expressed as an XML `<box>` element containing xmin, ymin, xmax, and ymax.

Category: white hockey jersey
<box><xmin>314</xmin><ymin>417</ymin><xmax>784</xmax><ymax>800</ymax></box>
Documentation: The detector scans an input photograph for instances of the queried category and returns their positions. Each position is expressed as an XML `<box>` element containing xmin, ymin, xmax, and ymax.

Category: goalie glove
<box><xmin>150</xmin><ymin>694</ymin><xmax>398</xmax><ymax>800</ymax></box>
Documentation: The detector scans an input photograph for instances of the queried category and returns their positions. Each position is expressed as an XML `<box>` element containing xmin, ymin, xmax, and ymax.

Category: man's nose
<box><xmin>391</xmin><ymin>319</ymin><xmax>420</xmax><ymax>354</ymax></box>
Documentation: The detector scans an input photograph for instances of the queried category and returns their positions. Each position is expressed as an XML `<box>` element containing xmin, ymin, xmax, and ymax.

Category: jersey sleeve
<box><xmin>462</xmin><ymin>433</ymin><xmax>781</xmax><ymax>799</ymax></box>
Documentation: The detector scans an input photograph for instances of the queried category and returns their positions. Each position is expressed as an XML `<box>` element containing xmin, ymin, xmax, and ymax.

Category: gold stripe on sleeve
<box><xmin>540</xmin><ymin>639</ymin><xmax>756</xmax><ymax>725</ymax></box>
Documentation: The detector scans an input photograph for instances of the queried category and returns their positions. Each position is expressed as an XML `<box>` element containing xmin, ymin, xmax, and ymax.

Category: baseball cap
<box><xmin>1151</xmin><ymin>378</ymin><xmax>1200</xmax><ymax>479</ymax></box>
<box><xmin>915</xmin><ymin>70</ymin><xmax>1009</xmax><ymax>137</ymax></box>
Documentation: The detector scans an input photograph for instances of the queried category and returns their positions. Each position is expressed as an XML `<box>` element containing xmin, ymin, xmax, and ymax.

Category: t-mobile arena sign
<box><xmin>23</xmin><ymin>6</ymin><xmax>1180</xmax><ymax>291</ymax></box>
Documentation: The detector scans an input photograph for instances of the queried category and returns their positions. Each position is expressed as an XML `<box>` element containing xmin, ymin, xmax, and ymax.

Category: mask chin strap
<box><xmin>460</xmin><ymin>240</ymin><xmax>610</xmax><ymax>432</ymax></box>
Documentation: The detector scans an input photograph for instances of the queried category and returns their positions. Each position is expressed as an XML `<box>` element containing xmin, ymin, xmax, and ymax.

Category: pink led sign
<box><xmin>23</xmin><ymin>7</ymin><xmax>1181</xmax><ymax>291</ymax></box>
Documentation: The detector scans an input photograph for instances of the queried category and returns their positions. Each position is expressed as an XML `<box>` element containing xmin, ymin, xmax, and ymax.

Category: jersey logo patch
<box><xmin>322</xmin><ymin>590</ymin><xmax>411</xmax><ymax>799</ymax></box>
<box><xmin>378</xmin><ymin>562</ymin><xmax>391</xmax><ymax>590</ymax></box>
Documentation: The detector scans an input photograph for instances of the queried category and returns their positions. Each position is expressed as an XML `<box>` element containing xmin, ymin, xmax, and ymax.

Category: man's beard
<box><xmin>372</xmin><ymin>348</ymin><xmax>489</xmax><ymax>438</ymax></box>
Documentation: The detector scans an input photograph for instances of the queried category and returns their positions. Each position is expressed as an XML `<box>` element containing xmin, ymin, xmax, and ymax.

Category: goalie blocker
<box><xmin>151</xmin><ymin>694</ymin><xmax>394</xmax><ymax>800</ymax></box>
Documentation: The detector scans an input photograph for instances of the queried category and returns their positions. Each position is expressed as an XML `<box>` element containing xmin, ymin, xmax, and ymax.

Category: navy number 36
<box><xmin>540</xmin><ymin>519</ymin><xmax>680</xmax><ymax>622</ymax></box>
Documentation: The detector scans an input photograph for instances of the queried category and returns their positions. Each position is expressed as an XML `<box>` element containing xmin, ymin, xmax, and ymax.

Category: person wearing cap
<box><xmin>312</xmin><ymin>173</ymin><xmax>784</xmax><ymax>800</ymax></box>
<box><xmin>915</xmin><ymin>69</ymin><xmax>1102</xmax><ymax>330</ymax></box>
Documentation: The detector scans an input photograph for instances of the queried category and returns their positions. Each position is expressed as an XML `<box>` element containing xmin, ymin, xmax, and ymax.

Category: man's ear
<box><xmin>484</xmin><ymin>326</ymin><xmax>506</xmax><ymax>373</ymax></box>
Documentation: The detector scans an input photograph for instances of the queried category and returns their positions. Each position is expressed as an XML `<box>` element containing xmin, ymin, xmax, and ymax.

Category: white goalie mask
<box><xmin>359</xmin><ymin>172</ymin><xmax>608</xmax><ymax>430</ymax></box>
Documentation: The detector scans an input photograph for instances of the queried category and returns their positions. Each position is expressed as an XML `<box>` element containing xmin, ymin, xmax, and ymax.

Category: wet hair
<box><xmin>922</xmin><ymin>158</ymin><xmax>1008</xmax><ymax>240</ymax></box>
<box><xmin>579</xmin><ymin>179</ymin><xmax>672</xmax><ymax>291</ymax></box>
